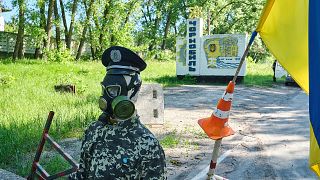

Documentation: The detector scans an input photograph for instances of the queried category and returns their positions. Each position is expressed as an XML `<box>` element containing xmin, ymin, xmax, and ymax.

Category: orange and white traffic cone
<box><xmin>198</xmin><ymin>81</ymin><xmax>235</xmax><ymax>180</ymax></box>
<box><xmin>198</xmin><ymin>81</ymin><xmax>235</xmax><ymax>140</ymax></box>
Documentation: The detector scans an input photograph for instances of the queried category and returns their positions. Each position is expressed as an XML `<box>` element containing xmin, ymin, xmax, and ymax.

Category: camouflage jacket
<box><xmin>70</xmin><ymin>114</ymin><xmax>166</xmax><ymax>180</ymax></box>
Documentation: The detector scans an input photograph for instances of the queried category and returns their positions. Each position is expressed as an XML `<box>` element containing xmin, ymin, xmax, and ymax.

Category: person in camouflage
<box><xmin>70</xmin><ymin>46</ymin><xmax>166</xmax><ymax>179</ymax></box>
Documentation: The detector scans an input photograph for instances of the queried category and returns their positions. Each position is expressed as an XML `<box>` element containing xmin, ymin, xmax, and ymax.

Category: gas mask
<box><xmin>98</xmin><ymin>73</ymin><xmax>141</xmax><ymax>122</ymax></box>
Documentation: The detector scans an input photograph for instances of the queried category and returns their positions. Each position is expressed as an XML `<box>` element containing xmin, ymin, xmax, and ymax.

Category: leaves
<box><xmin>9</xmin><ymin>0</ymin><xmax>269</xmax><ymax>61</ymax></box>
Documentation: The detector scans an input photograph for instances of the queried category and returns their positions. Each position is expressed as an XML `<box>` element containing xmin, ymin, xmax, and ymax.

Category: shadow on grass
<box><xmin>0</xmin><ymin>58</ymin><xmax>45</xmax><ymax>65</ymax></box>
<box><xmin>244</xmin><ymin>74</ymin><xmax>287</xmax><ymax>87</ymax></box>
<box><xmin>147</xmin><ymin>73</ymin><xmax>299</xmax><ymax>89</ymax></box>
<box><xmin>145</xmin><ymin>75</ymin><xmax>232</xmax><ymax>87</ymax></box>
<box><xmin>144</xmin><ymin>75</ymin><xmax>197</xmax><ymax>87</ymax></box>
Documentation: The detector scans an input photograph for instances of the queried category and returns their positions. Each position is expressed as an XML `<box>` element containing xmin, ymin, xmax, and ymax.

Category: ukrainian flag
<box><xmin>255</xmin><ymin>0</ymin><xmax>320</xmax><ymax>176</ymax></box>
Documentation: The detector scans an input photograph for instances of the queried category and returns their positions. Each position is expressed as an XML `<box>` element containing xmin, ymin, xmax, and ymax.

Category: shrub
<box><xmin>45</xmin><ymin>49</ymin><xmax>74</xmax><ymax>62</ymax></box>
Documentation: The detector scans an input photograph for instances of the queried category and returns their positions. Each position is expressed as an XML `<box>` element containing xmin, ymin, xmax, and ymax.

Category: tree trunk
<box><xmin>88</xmin><ymin>27</ymin><xmax>96</xmax><ymax>59</ymax></box>
<box><xmin>98</xmin><ymin>0</ymin><xmax>110</xmax><ymax>51</ymax></box>
<box><xmin>148</xmin><ymin>16</ymin><xmax>160</xmax><ymax>51</ymax></box>
<box><xmin>123</xmin><ymin>0</ymin><xmax>138</xmax><ymax>25</ymax></box>
<box><xmin>44</xmin><ymin>0</ymin><xmax>55</xmax><ymax>52</ymax></box>
<box><xmin>59</xmin><ymin>0</ymin><xmax>69</xmax><ymax>45</ymax></box>
<box><xmin>54</xmin><ymin>0</ymin><xmax>61</xmax><ymax>50</ymax></box>
<box><xmin>13</xmin><ymin>0</ymin><xmax>25</xmax><ymax>60</ymax></box>
<box><xmin>207</xmin><ymin>10</ymin><xmax>211</xmax><ymax>35</ymax></box>
<box><xmin>66</xmin><ymin>0</ymin><xmax>78</xmax><ymax>49</ymax></box>
<box><xmin>110</xmin><ymin>34</ymin><xmax>115</xmax><ymax>45</ymax></box>
<box><xmin>76</xmin><ymin>0</ymin><xmax>94</xmax><ymax>60</ymax></box>
<box><xmin>161</xmin><ymin>11</ymin><xmax>172</xmax><ymax>50</ymax></box>
<box><xmin>34</xmin><ymin>0</ymin><xmax>46</xmax><ymax>58</ymax></box>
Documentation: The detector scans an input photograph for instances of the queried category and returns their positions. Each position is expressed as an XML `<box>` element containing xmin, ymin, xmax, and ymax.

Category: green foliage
<box><xmin>4</xmin><ymin>22</ymin><xmax>18</xmax><ymax>33</ymax></box>
<box><xmin>249</xmin><ymin>37</ymin><xmax>272</xmax><ymax>62</ymax></box>
<box><xmin>206</xmin><ymin>0</ymin><xmax>265</xmax><ymax>34</ymax></box>
<box><xmin>147</xmin><ymin>49</ymin><xmax>175</xmax><ymax>61</ymax></box>
<box><xmin>45</xmin><ymin>49</ymin><xmax>74</xmax><ymax>62</ymax></box>
<box><xmin>7</xmin><ymin>0</ymin><xmax>269</xmax><ymax>61</ymax></box>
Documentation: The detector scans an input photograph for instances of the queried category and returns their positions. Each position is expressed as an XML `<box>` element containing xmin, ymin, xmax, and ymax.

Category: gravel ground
<box><xmin>160</xmin><ymin>84</ymin><xmax>317</xmax><ymax>179</ymax></box>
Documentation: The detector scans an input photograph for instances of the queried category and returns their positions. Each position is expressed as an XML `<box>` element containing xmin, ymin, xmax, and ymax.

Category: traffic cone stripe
<box><xmin>216</xmin><ymin>99</ymin><xmax>232</xmax><ymax>111</ymax></box>
<box><xmin>222</xmin><ymin>91</ymin><xmax>233</xmax><ymax>101</ymax></box>
<box><xmin>213</xmin><ymin>108</ymin><xmax>230</xmax><ymax>119</ymax></box>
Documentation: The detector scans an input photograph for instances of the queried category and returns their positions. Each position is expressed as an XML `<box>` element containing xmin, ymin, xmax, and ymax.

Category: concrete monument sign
<box><xmin>176</xmin><ymin>18</ymin><xmax>247</xmax><ymax>79</ymax></box>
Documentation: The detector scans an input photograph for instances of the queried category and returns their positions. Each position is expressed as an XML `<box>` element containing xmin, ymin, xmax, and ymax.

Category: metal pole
<box><xmin>232</xmin><ymin>31</ymin><xmax>258</xmax><ymax>83</ymax></box>
<box><xmin>207</xmin><ymin>138</ymin><xmax>222</xmax><ymax>180</ymax></box>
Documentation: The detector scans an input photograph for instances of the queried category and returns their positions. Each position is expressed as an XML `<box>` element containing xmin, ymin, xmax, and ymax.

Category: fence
<box><xmin>0</xmin><ymin>31</ymin><xmax>91</xmax><ymax>56</ymax></box>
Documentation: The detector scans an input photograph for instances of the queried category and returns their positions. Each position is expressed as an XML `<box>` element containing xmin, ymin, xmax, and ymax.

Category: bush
<box><xmin>146</xmin><ymin>49</ymin><xmax>175</xmax><ymax>61</ymax></box>
<box><xmin>248</xmin><ymin>37</ymin><xmax>271</xmax><ymax>63</ymax></box>
<box><xmin>45</xmin><ymin>49</ymin><xmax>74</xmax><ymax>62</ymax></box>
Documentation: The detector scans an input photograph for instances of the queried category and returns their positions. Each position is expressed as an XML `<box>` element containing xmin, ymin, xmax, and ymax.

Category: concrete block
<box><xmin>136</xmin><ymin>84</ymin><xmax>164</xmax><ymax>125</ymax></box>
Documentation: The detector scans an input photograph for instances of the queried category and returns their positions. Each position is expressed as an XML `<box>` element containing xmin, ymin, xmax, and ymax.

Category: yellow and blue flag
<box><xmin>255</xmin><ymin>0</ymin><xmax>320</xmax><ymax>176</ymax></box>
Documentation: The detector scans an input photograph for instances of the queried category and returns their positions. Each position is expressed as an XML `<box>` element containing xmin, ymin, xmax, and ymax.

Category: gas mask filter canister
<box><xmin>111</xmin><ymin>96</ymin><xmax>135</xmax><ymax>120</ymax></box>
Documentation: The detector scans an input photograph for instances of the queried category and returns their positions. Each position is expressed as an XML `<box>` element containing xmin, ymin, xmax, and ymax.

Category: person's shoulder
<box><xmin>134</xmin><ymin>121</ymin><xmax>156</xmax><ymax>139</ymax></box>
<box><xmin>134</xmin><ymin>121</ymin><xmax>161</xmax><ymax>146</ymax></box>
<box><xmin>87</xmin><ymin>120</ymin><xmax>105</xmax><ymax>131</ymax></box>
<box><xmin>83</xmin><ymin>120</ymin><xmax>106</xmax><ymax>138</ymax></box>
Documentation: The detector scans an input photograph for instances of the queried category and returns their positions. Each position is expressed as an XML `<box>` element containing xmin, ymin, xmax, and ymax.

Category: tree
<box><xmin>59</xmin><ymin>0</ymin><xmax>69</xmax><ymax>45</ymax></box>
<box><xmin>59</xmin><ymin>0</ymin><xmax>79</xmax><ymax>49</ymax></box>
<box><xmin>75</xmin><ymin>0</ymin><xmax>94</xmax><ymax>60</ymax></box>
<box><xmin>54</xmin><ymin>0</ymin><xmax>61</xmax><ymax>50</ymax></box>
<box><xmin>44</xmin><ymin>0</ymin><xmax>55</xmax><ymax>52</ymax></box>
<box><xmin>13</xmin><ymin>0</ymin><xmax>25</xmax><ymax>60</ymax></box>
<box><xmin>9</xmin><ymin>0</ymin><xmax>267</xmax><ymax>61</ymax></box>
<box><xmin>86</xmin><ymin>0</ymin><xmax>141</xmax><ymax>59</ymax></box>
<box><xmin>34</xmin><ymin>0</ymin><xmax>47</xmax><ymax>59</ymax></box>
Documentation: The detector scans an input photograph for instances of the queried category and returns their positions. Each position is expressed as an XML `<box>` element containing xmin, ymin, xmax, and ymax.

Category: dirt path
<box><xmin>160</xmin><ymin>84</ymin><xmax>317</xmax><ymax>179</ymax></box>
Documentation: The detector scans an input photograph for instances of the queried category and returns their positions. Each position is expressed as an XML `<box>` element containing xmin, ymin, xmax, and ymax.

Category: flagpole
<box><xmin>232</xmin><ymin>31</ymin><xmax>258</xmax><ymax>83</ymax></box>
<box><xmin>206</xmin><ymin>31</ymin><xmax>258</xmax><ymax>180</ymax></box>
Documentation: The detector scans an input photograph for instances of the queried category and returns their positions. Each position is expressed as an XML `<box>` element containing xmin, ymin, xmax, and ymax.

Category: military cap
<box><xmin>102</xmin><ymin>46</ymin><xmax>147</xmax><ymax>74</ymax></box>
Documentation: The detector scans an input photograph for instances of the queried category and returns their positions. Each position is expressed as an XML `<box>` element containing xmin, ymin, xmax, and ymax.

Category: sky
<box><xmin>1</xmin><ymin>0</ymin><xmax>37</xmax><ymax>23</ymax></box>
<box><xmin>1</xmin><ymin>0</ymin><xmax>74</xmax><ymax>25</ymax></box>
<box><xmin>1</xmin><ymin>0</ymin><xmax>17</xmax><ymax>22</ymax></box>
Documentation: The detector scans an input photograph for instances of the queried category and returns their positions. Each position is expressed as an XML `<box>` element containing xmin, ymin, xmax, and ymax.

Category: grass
<box><xmin>142</xmin><ymin>60</ymin><xmax>196</xmax><ymax>86</ymax></box>
<box><xmin>160</xmin><ymin>131</ymin><xmax>180</xmax><ymax>148</ymax></box>
<box><xmin>0</xmin><ymin>60</ymin><xmax>103</xmax><ymax>176</ymax></box>
<box><xmin>41</xmin><ymin>156</ymin><xmax>71</xmax><ymax>177</ymax></box>
<box><xmin>0</xmin><ymin>57</ymin><xmax>279</xmax><ymax>177</ymax></box>
<box><xmin>244</xmin><ymin>58</ymin><xmax>285</xmax><ymax>86</ymax></box>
